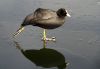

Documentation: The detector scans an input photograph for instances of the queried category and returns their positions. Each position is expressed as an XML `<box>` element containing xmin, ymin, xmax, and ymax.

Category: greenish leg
<box><xmin>43</xmin><ymin>29</ymin><xmax>47</xmax><ymax>48</ymax></box>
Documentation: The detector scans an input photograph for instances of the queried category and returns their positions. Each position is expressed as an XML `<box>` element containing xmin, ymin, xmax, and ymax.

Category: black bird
<box><xmin>13</xmin><ymin>8</ymin><xmax>71</xmax><ymax>43</ymax></box>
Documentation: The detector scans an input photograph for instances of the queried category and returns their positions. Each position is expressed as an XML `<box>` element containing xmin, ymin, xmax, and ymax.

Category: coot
<box><xmin>13</xmin><ymin>8</ymin><xmax>71</xmax><ymax>44</ymax></box>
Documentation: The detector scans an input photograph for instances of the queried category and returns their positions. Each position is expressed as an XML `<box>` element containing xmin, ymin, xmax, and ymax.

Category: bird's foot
<box><xmin>41</xmin><ymin>37</ymin><xmax>56</xmax><ymax>42</ymax></box>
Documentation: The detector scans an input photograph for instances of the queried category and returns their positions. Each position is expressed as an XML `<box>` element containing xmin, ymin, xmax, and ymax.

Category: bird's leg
<box><xmin>13</xmin><ymin>26</ymin><xmax>25</xmax><ymax>37</ymax></box>
<box><xmin>41</xmin><ymin>29</ymin><xmax>56</xmax><ymax>43</ymax></box>
<box><xmin>43</xmin><ymin>29</ymin><xmax>47</xmax><ymax>48</ymax></box>
<box><xmin>43</xmin><ymin>29</ymin><xmax>46</xmax><ymax>40</ymax></box>
<box><xmin>41</xmin><ymin>29</ymin><xmax>56</xmax><ymax>48</ymax></box>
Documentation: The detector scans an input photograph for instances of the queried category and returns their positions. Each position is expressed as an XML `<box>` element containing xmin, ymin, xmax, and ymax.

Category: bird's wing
<box><xmin>33</xmin><ymin>8</ymin><xmax>57</xmax><ymax>20</ymax></box>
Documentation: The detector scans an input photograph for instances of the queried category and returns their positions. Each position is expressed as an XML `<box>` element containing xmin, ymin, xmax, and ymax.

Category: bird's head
<box><xmin>57</xmin><ymin>8</ymin><xmax>71</xmax><ymax>18</ymax></box>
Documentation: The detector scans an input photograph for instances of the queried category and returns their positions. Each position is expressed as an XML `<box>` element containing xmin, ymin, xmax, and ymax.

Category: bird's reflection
<box><xmin>14</xmin><ymin>41</ymin><xmax>68</xmax><ymax>69</ymax></box>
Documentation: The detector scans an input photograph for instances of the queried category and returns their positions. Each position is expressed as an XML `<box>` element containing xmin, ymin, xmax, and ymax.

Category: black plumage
<box><xmin>21</xmin><ymin>8</ymin><xmax>70</xmax><ymax>29</ymax></box>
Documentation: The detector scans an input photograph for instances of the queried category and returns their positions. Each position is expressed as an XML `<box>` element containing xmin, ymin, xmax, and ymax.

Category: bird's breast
<box><xmin>33</xmin><ymin>17</ymin><xmax>65</xmax><ymax>29</ymax></box>
<box><xmin>34</xmin><ymin>22</ymin><xmax>63</xmax><ymax>29</ymax></box>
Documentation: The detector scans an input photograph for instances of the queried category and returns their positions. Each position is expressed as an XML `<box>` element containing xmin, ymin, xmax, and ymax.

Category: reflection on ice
<box><xmin>14</xmin><ymin>41</ymin><xmax>69</xmax><ymax>69</ymax></box>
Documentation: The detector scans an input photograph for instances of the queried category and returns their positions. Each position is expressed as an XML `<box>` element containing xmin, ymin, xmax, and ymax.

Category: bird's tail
<box><xmin>13</xmin><ymin>26</ymin><xmax>25</xmax><ymax>37</ymax></box>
